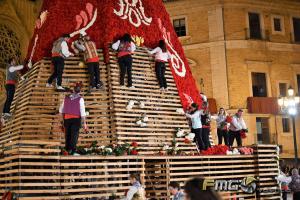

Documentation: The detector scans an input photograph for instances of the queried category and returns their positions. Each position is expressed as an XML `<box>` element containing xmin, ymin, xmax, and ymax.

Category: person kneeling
<box><xmin>59</xmin><ymin>82</ymin><xmax>87</xmax><ymax>155</ymax></box>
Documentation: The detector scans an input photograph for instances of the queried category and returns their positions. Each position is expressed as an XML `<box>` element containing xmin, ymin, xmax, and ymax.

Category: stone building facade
<box><xmin>165</xmin><ymin>0</ymin><xmax>300</xmax><ymax>158</ymax></box>
<box><xmin>0</xmin><ymin>0</ymin><xmax>41</xmax><ymax>104</ymax></box>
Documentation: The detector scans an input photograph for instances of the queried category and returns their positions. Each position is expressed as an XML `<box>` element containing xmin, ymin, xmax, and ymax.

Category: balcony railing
<box><xmin>247</xmin><ymin>97</ymin><xmax>279</xmax><ymax>114</ymax></box>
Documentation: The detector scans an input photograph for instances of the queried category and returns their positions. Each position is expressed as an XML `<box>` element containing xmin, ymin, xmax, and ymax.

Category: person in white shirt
<box><xmin>228</xmin><ymin>109</ymin><xmax>247</xmax><ymax>147</ymax></box>
<box><xmin>47</xmin><ymin>34</ymin><xmax>74</xmax><ymax>90</ymax></box>
<box><xmin>185</xmin><ymin>103</ymin><xmax>205</xmax><ymax>151</ymax></box>
<box><xmin>2</xmin><ymin>58</ymin><xmax>24</xmax><ymax>117</ymax></box>
<box><xmin>147</xmin><ymin>40</ymin><xmax>171</xmax><ymax>91</ymax></box>
<box><xmin>123</xmin><ymin>173</ymin><xmax>145</xmax><ymax>200</ymax></box>
<box><xmin>112</xmin><ymin>33</ymin><xmax>136</xmax><ymax>88</ymax></box>
<box><xmin>59</xmin><ymin>82</ymin><xmax>87</xmax><ymax>155</ymax></box>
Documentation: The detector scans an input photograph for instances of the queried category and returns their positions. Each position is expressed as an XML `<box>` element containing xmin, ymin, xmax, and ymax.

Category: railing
<box><xmin>247</xmin><ymin>97</ymin><xmax>279</xmax><ymax>114</ymax></box>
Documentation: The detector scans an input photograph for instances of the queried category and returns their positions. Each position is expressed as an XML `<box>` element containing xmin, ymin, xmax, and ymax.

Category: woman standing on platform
<box><xmin>147</xmin><ymin>40</ymin><xmax>171</xmax><ymax>91</ymax></box>
<box><xmin>201</xmin><ymin>101</ymin><xmax>211</xmax><ymax>150</ymax></box>
<box><xmin>112</xmin><ymin>33</ymin><xmax>136</xmax><ymax>88</ymax></box>
<box><xmin>216</xmin><ymin>108</ymin><xmax>229</xmax><ymax>146</ymax></box>
<box><xmin>185</xmin><ymin>103</ymin><xmax>205</xmax><ymax>151</ymax></box>
<box><xmin>59</xmin><ymin>82</ymin><xmax>87</xmax><ymax>155</ymax></box>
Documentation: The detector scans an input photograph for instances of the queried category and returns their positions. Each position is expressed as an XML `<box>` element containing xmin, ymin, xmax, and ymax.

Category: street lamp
<box><xmin>278</xmin><ymin>86</ymin><xmax>300</xmax><ymax>166</ymax></box>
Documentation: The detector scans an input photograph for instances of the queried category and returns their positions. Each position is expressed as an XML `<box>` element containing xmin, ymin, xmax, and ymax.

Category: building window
<box><xmin>252</xmin><ymin>72</ymin><xmax>267</xmax><ymax>97</ymax></box>
<box><xmin>282</xmin><ymin>118</ymin><xmax>290</xmax><ymax>133</ymax></box>
<box><xmin>274</xmin><ymin>18</ymin><xmax>282</xmax><ymax>32</ymax></box>
<box><xmin>173</xmin><ymin>18</ymin><xmax>186</xmax><ymax>37</ymax></box>
<box><xmin>256</xmin><ymin>117</ymin><xmax>270</xmax><ymax>144</ymax></box>
<box><xmin>293</xmin><ymin>17</ymin><xmax>300</xmax><ymax>43</ymax></box>
<box><xmin>248</xmin><ymin>12</ymin><xmax>262</xmax><ymax>39</ymax></box>
<box><xmin>279</xmin><ymin>83</ymin><xmax>287</xmax><ymax>97</ymax></box>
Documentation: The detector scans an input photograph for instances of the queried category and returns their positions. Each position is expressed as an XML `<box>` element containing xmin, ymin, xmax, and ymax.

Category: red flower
<box><xmin>62</xmin><ymin>150</ymin><xmax>69</xmax><ymax>156</ymax></box>
<box><xmin>226</xmin><ymin>116</ymin><xmax>233</xmax><ymax>123</ymax></box>
<box><xmin>131</xmin><ymin>141</ymin><xmax>138</xmax><ymax>148</ymax></box>
<box><xmin>184</xmin><ymin>138</ymin><xmax>191</xmax><ymax>144</ymax></box>
<box><xmin>240</xmin><ymin>131</ymin><xmax>247</xmax><ymax>139</ymax></box>
<box><xmin>159</xmin><ymin>151</ymin><xmax>165</xmax><ymax>156</ymax></box>
<box><xmin>130</xmin><ymin>150</ymin><xmax>138</xmax><ymax>155</ymax></box>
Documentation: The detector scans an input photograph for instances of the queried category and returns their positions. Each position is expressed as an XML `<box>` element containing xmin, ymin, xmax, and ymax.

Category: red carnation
<box><xmin>131</xmin><ymin>141</ymin><xmax>138</xmax><ymax>148</ymax></box>
<box><xmin>240</xmin><ymin>131</ymin><xmax>247</xmax><ymax>139</ymax></box>
<box><xmin>184</xmin><ymin>138</ymin><xmax>191</xmax><ymax>144</ymax></box>
<box><xmin>226</xmin><ymin>116</ymin><xmax>233</xmax><ymax>123</ymax></box>
<box><xmin>62</xmin><ymin>150</ymin><xmax>69</xmax><ymax>156</ymax></box>
<box><xmin>130</xmin><ymin>150</ymin><xmax>138</xmax><ymax>155</ymax></box>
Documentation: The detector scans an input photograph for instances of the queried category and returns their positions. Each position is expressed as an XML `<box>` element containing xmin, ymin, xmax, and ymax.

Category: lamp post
<box><xmin>278</xmin><ymin>86</ymin><xmax>300</xmax><ymax>166</ymax></box>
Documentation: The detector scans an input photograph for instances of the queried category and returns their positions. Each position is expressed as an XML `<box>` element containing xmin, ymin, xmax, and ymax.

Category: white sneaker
<box><xmin>72</xmin><ymin>152</ymin><xmax>80</xmax><ymax>156</ymax></box>
<box><xmin>160</xmin><ymin>87</ymin><xmax>164</xmax><ymax>91</ymax></box>
<box><xmin>46</xmin><ymin>83</ymin><xmax>53</xmax><ymax>88</ymax></box>
<box><xmin>129</xmin><ymin>86</ymin><xmax>135</xmax><ymax>89</ymax></box>
<box><xmin>164</xmin><ymin>87</ymin><xmax>168</xmax><ymax>91</ymax></box>
<box><xmin>56</xmin><ymin>86</ymin><xmax>65</xmax><ymax>90</ymax></box>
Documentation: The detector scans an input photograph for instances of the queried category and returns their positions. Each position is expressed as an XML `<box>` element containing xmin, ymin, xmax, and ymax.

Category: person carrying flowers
<box><xmin>228</xmin><ymin>109</ymin><xmax>247</xmax><ymax>147</ymax></box>
<box><xmin>59</xmin><ymin>82</ymin><xmax>87</xmax><ymax>155</ymax></box>
<box><xmin>112</xmin><ymin>33</ymin><xmax>136</xmax><ymax>88</ymax></box>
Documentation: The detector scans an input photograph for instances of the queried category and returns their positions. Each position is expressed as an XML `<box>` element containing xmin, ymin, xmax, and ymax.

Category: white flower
<box><xmin>143</xmin><ymin>116</ymin><xmax>149</xmax><ymax>122</ymax></box>
<box><xmin>105</xmin><ymin>148</ymin><xmax>113</xmax><ymax>153</ymax></box>
<box><xmin>139</xmin><ymin>102</ymin><xmax>145</xmax><ymax>108</ymax></box>
<box><xmin>176</xmin><ymin>108</ymin><xmax>185</xmax><ymax>114</ymax></box>
<box><xmin>186</xmin><ymin>133</ymin><xmax>195</xmax><ymax>141</ymax></box>
<box><xmin>163</xmin><ymin>145</ymin><xmax>169</xmax><ymax>151</ymax></box>
<box><xmin>84</xmin><ymin>148</ymin><xmax>89</xmax><ymax>152</ymax></box>
<box><xmin>232</xmin><ymin>148</ymin><xmax>240</xmax><ymax>155</ymax></box>
<box><xmin>176</xmin><ymin>129</ymin><xmax>185</xmax><ymax>137</ymax></box>
<box><xmin>226</xmin><ymin>150</ymin><xmax>233</xmax><ymax>155</ymax></box>
<box><xmin>126</xmin><ymin>105</ymin><xmax>133</xmax><ymax>110</ymax></box>
<box><xmin>140</xmin><ymin>122</ymin><xmax>147</xmax><ymax>127</ymax></box>
<box><xmin>136</xmin><ymin>120</ymin><xmax>142</xmax><ymax>125</ymax></box>
<box><xmin>98</xmin><ymin>146</ymin><xmax>105</xmax><ymax>150</ymax></box>
<box><xmin>128</xmin><ymin>100</ymin><xmax>135</xmax><ymax>106</ymax></box>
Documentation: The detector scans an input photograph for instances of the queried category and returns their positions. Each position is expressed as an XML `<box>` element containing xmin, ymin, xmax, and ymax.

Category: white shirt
<box><xmin>59</xmin><ymin>97</ymin><xmax>86</xmax><ymax>117</ymax></box>
<box><xmin>185</xmin><ymin>110</ymin><xmax>203</xmax><ymax>129</ymax></box>
<box><xmin>9</xmin><ymin>65</ymin><xmax>24</xmax><ymax>73</ymax></box>
<box><xmin>61</xmin><ymin>41</ymin><xmax>72</xmax><ymax>58</ymax></box>
<box><xmin>148</xmin><ymin>47</ymin><xmax>171</xmax><ymax>62</ymax></box>
<box><xmin>112</xmin><ymin>40</ymin><xmax>136</xmax><ymax>52</ymax></box>
<box><xmin>229</xmin><ymin>115</ymin><xmax>247</xmax><ymax>131</ymax></box>
<box><xmin>216</xmin><ymin>115</ymin><xmax>227</xmax><ymax>128</ymax></box>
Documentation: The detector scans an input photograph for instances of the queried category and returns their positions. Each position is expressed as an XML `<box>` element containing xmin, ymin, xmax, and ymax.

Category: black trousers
<box><xmin>118</xmin><ymin>55</ymin><xmax>132</xmax><ymax>86</ymax></box>
<box><xmin>293</xmin><ymin>192</ymin><xmax>300</xmax><ymax>200</ymax></box>
<box><xmin>3</xmin><ymin>84</ymin><xmax>15</xmax><ymax>114</ymax></box>
<box><xmin>48</xmin><ymin>56</ymin><xmax>65</xmax><ymax>86</ymax></box>
<box><xmin>155</xmin><ymin>62</ymin><xmax>167</xmax><ymax>88</ymax></box>
<box><xmin>217</xmin><ymin>128</ymin><xmax>229</xmax><ymax>146</ymax></box>
<box><xmin>202</xmin><ymin>128</ymin><xmax>211</xmax><ymax>150</ymax></box>
<box><xmin>64</xmin><ymin>118</ymin><xmax>81</xmax><ymax>154</ymax></box>
<box><xmin>229</xmin><ymin>130</ymin><xmax>242</xmax><ymax>147</ymax></box>
<box><xmin>192</xmin><ymin>128</ymin><xmax>205</xmax><ymax>151</ymax></box>
<box><xmin>87</xmin><ymin>62</ymin><xmax>101</xmax><ymax>87</ymax></box>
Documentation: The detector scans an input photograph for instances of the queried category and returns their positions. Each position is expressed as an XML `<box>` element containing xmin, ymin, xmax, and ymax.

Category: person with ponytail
<box><xmin>185</xmin><ymin>103</ymin><xmax>205</xmax><ymax>151</ymax></box>
<box><xmin>147</xmin><ymin>40</ymin><xmax>171</xmax><ymax>91</ymax></box>
<box><xmin>59</xmin><ymin>82</ymin><xmax>87</xmax><ymax>155</ymax></box>
<box><xmin>112</xmin><ymin>33</ymin><xmax>136</xmax><ymax>88</ymax></box>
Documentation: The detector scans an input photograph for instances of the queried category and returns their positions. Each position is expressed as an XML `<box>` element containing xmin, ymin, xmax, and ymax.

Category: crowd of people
<box><xmin>185</xmin><ymin>93</ymin><xmax>248</xmax><ymax>151</ymax></box>
<box><xmin>278</xmin><ymin>165</ymin><xmax>300</xmax><ymax>200</ymax></box>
